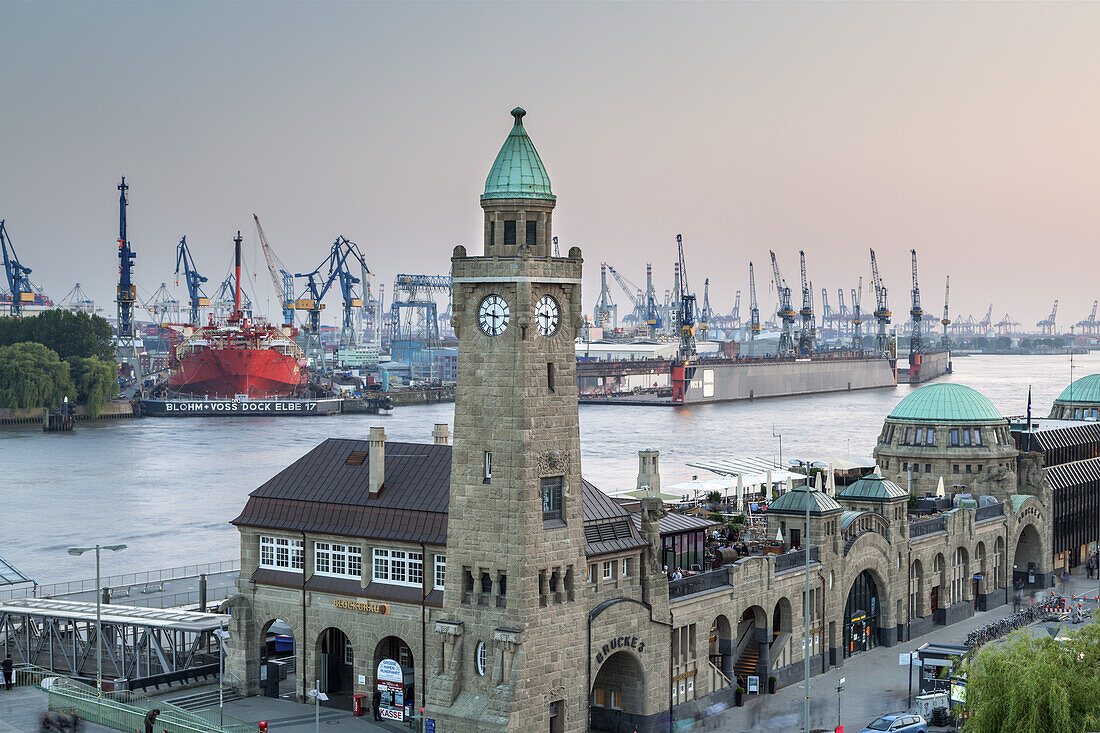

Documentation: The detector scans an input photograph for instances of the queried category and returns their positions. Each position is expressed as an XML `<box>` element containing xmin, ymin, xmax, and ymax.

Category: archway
<box><xmin>931</xmin><ymin>553</ymin><xmax>946</xmax><ymax>614</ymax></box>
<box><xmin>909</xmin><ymin>560</ymin><xmax>924</xmax><ymax>619</ymax></box>
<box><xmin>951</xmin><ymin>547</ymin><xmax>969</xmax><ymax>606</ymax></box>
<box><xmin>734</xmin><ymin>606</ymin><xmax>767</xmax><ymax>686</ymax></box>
<box><xmin>709</xmin><ymin>615</ymin><xmax>733</xmax><ymax>679</ymax></box>
<box><xmin>1014</xmin><ymin>524</ymin><xmax>1043</xmax><ymax>587</ymax></box>
<box><xmin>259</xmin><ymin>619</ymin><xmax>295</xmax><ymax>699</ymax></box>
<box><xmin>994</xmin><ymin>536</ymin><xmax>1006</xmax><ymax>588</ymax></box>
<box><xmin>771</xmin><ymin>597</ymin><xmax>793</xmax><ymax>668</ymax></box>
<box><xmin>843</xmin><ymin>570</ymin><xmax>880</xmax><ymax>658</ymax></box>
<box><xmin>591</xmin><ymin>651</ymin><xmax>646</xmax><ymax>733</ymax></box>
<box><xmin>316</xmin><ymin>627</ymin><xmax>353</xmax><ymax>708</ymax></box>
<box><xmin>373</xmin><ymin>636</ymin><xmax>414</xmax><ymax>722</ymax></box>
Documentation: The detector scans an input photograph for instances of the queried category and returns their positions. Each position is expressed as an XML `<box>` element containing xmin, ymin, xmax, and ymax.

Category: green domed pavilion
<box><xmin>1050</xmin><ymin>374</ymin><xmax>1100</xmax><ymax>420</ymax></box>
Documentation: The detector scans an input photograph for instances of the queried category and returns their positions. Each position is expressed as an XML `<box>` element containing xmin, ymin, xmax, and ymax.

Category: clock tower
<box><xmin>427</xmin><ymin>108</ymin><xmax>588</xmax><ymax>733</ymax></box>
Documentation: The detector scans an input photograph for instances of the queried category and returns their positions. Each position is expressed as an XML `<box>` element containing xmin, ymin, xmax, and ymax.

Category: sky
<box><xmin>2</xmin><ymin>2</ymin><xmax>1098</xmax><ymax>329</ymax></box>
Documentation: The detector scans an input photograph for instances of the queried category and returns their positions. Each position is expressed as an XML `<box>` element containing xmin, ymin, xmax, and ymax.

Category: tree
<box><xmin>0</xmin><ymin>342</ymin><xmax>73</xmax><ymax>409</ymax></box>
<box><xmin>961</xmin><ymin>620</ymin><xmax>1100</xmax><ymax>732</ymax></box>
<box><xmin>0</xmin><ymin>310</ymin><xmax>114</xmax><ymax>360</ymax></box>
<box><xmin>67</xmin><ymin>356</ymin><xmax>118</xmax><ymax>417</ymax></box>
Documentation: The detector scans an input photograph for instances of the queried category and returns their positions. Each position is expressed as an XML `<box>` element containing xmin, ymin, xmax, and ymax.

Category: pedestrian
<box><xmin>1088</xmin><ymin>555</ymin><xmax>1096</xmax><ymax>580</ymax></box>
<box><xmin>143</xmin><ymin>708</ymin><xmax>160</xmax><ymax>733</ymax></box>
<box><xmin>372</xmin><ymin>689</ymin><xmax>382</xmax><ymax>721</ymax></box>
<box><xmin>2</xmin><ymin>653</ymin><xmax>12</xmax><ymax>691</ymax></box>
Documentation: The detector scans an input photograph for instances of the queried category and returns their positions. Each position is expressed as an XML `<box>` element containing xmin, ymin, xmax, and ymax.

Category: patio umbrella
<box><xmin>621</xmin><ymin>488</ymin><xmax>682</xmax><ymax>501</ymax></box>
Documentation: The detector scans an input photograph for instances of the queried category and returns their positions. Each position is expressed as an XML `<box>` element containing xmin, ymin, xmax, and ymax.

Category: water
<box><xmin>2</xmin><ymin>352</ymin><xmax>1093</xmax><ymax>584</ymax></box>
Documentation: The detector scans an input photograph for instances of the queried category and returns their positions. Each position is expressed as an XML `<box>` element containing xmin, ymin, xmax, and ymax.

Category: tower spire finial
<box><xmin>510</xmin><ymin>107</ymin><xmax>526</xmax><ymax>125</ymax></box>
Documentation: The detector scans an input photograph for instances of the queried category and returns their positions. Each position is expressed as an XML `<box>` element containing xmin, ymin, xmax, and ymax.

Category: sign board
<box><xmin>746</xmin><ymin>676</ymin><xmax>760</xmax><ymax>694</ymax></box>
<box><xmin>377</xmin><ymin>659</ymin><xmax>403</xmax><ymax>684</ymax></box>
<box><xmin>425</xmin><ymin>721</ymin><xmax>435</xmax><ymax>733</ymax></box>
<box><xmin>335</xmin><ymin>598</ymin><xmax>389</xmax><ymax>615</ymax></box>
<box><xmin>899</xmin><ymin>652</ymin><xmax>921</xmax><ymax>667</ymax></box>
<box><xmin>376</xmin><ymin>659</ymin><xmax>405</xmax><ymax>722</ymax></box>
<box><xmin>950</xmin><ymin>679</ymin><xmax>966</xmax><ymax>704</ymax></box>
<box><xmin>358</xmin><ymin>675</ymin><xmax>366</xmax><ymax>685</ymax></box>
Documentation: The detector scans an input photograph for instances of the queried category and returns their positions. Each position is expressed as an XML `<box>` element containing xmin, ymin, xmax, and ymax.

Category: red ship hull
<box><xmin>168</xmin><ymin>346</ymin><xmax>304</xmax><ymax>398</ymax></box>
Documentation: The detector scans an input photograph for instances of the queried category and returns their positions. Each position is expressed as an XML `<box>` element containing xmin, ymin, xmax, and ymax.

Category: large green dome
<box><xmin>1054</xmin><ymin>374</ymin><xmax>1100</xmax><ymax>405</ymax></box>
<box><xmin>887</xmin><ymin>383</ymin><xmax>1003</xmax><ymax>424</ymax></box>
<box><xmin>838</xmin><ymin>473</ymin><xmax>907</xmax><ymax>502</ymax></box>
<box><xmin>768</xmin><ymin>485</ymin><xmax>842</xmax><ymax>515</ymax></box>
<box><xmin>482</xmin><ymin>108</ymin><xmax>555</xmax><ymax>202</ymax></box>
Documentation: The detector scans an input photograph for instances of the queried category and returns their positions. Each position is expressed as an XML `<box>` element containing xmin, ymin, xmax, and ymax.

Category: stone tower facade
<box><xmin>426</xmin><ymin>108</ymin><xmax>588</xmax><ymax>733</ymax></box>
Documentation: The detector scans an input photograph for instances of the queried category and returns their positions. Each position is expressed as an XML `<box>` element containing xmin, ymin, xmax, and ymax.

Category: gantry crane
<box><xmin>852</xmin><ymin>278</ymin><xmax>864</xmax><ymax>351</ymax></box>
<box><xmin>909</xmin><ymin>249</ymin><xmax>924</xmax><ymax>361</ymax></box>
<box><xmin>146</xmin><ymin>282</ymin><xmax>180</xmax><ymax>327</ymax></box>
<box><xmin>769</xmin><ymin>251</ymin><xmax>795</xmax><ymax>356</ymax></box>
<box><xmin>253</xmin><ymin>215</ymin><xmax>296</xmax><ymax>328</ymax></box>
<box><xmin>673</xmin><ymin>234</ymin><xmax>696</xmax><ymax>358</ymax></box>
<box><xmin>593</xmin><ymin>263</ymin><xmax>618</xmax><ymax>330</ymax></box>
<box><xmin>978</xmin><ymin>304</ymin><xmax>994</xmax><ymax>336</ymax></box>
<box><xmin>1037</xmin><ymin>300</ymin><xmax>1058</xmax><ymax>336</ymax></box>
<box><xmin>820</xmin><ymin>288</ymin><xmax>834</xmax><ymax>340</ymax></box>
<box><xmin>606</xmin><ymin>264</ymin><xmax>645</xmax><ymax>327</ymax></box>
<box><xmin>644</xmin><ymin>263</ymin><xmax>662</xmax><ymax>338</ymax></box>
<box><xmin>730</xmin><ymin>290</ymin><xmax>741</xmax><ymax>331</ymax></box>
<box><xmin>837</xmin><ymin>288</ymin><xmax>850</xmax><ymax>336</ymax></box>
<box><xmin>59</xmin><ymin>283</ymin><xmax>95</xmax><ymax>314</ymax></box>
<box><xmin>940</xmin><ymin>276</ymin><xmax>951</xmax><ymax>349</ymax></box>
<box><xmin>748</xmin><ymin>263</ymin><xmax>761</xmax><ymax>342</ymax></box>
<box><xmin>174</xmin><ymin>236</ymin><xmax>209</xmax><ymax>326</ymax></box>
<box><xmin>390</xmin><ymin>273</ymin><xmax>452</xmax><ymax>380</ymax></box>
<box><xmin>698</xmin><ymin>278</ymin><xmax>712</xmax><ymax>341</ymax></box>
<box><xmin>0</xmin><ymin>220</ymin><xmax>35</xmax><ymax>317</ymax></box>
<box><xmin>114</xmin><ymin>178</ymin><xmax>141</xmax><ymax>381</ymax></box>
<box><xmin>797</xmin><ymin>251</ymin><xmax>814</xmax><ymax>355</ymax></box>
<box><xmin>869</xmin><ymin>248</ymin><xmax>891</xmax><ymax>358</ymax></box>
<box><xmin>1076</xmin><ymin>301</ymin><xmax>1098</xmax><ymax>338</ymax></box>
<box><xmin>295</xmin><ymin>236</ymin><xmax>368</xmax><ymax>368</ymax></box>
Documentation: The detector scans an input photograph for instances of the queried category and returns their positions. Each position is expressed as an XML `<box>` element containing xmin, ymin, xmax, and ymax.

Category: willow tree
<box><xmin>962</xmin><ymin>620</ymin><xmax>1100</xmax><ymax>732</ymax></box>
<box><xmin>0</xmin><ymin>342</ymin><xmax>73</xmax><ymax>408</ymax></box>
<box><xmin>67</xmin><ymin>356</ymin><xmax>117</xmax><ymax>417</ymax></box>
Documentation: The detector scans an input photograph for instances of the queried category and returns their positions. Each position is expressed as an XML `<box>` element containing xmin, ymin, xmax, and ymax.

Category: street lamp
<box><xmin>214</xmin><ymin>625</ymin><xmax>231</xmax><ymax>725</ymax></box>
<box><xmin>836</xmin><ymin>677</ymin><xmax>845</xmax><ymax>728</ymax></box>
<box><xmin>307</xmin><ymin>680</ymin><xmax>329</xmax><ymax>733</ymax></box>
<box><xmin>788</xmin><ymin>458</ymin><xmax>813</xmax><ymax>733</ymax></box>
<box><xmin>67</xmin><ymin>543</ymin><xmax>127</xmax><ymax>695</ymax></box>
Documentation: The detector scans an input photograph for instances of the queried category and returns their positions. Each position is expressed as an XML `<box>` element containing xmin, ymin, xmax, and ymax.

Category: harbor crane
<box><xmin>1037</xmin><ymin>300</ymin><xmax>1058</xmax><ymax>336</ymax></box>
<box><xmin>698</xmin><ymin>278</ymin><xmax>712</xmax><ymax>341</ymax></box>
<box><xmin>730</xmin><ymin>290</ymin><xmax>741</xmax><ymax>331</ymax></box>
<box><xmin>146</xmin><ymin>283</ymin><xmax>180</xmax><ymax>327</ymax></box>
<box><xmin>869</xmin><ymin>249</ymin><xmax>891</xmax><ymax>357</ymax></box>
<box><xmin>673</xmin><ymin>234</ymin><xmax>696</xmax><ymax>358</ymax></box>
<box><xmin>769</xmin><ymin>251</ymin><xmax>796</xmax><ymax>356</ymax></box>
<box><xmin>0</xmin><ymin>220</ymin><xmax>35</xmax><ymax>317</ymax></box>
<box><xmin>114</xmin><ymin>178</ymin><xmax>141</xmax><ymax>381</ymax></box>
<box><xmin>644</xmin><ymin>263</ymin><xmax>662</xmax><ymax>338</ymax></box>
<box><xmin>820</xmin><ymin>288</ymin><xmax>835</xmax><ymax>340</ymax></box>
<box><xmin>1076</xmin><ymin>300</ymin><xmax>1099</xmax><ymax>338</ymax></box>
<box><xmin>837</xmin><ymin>288</ymin><xmax>851</xmax><ymax>336</ymax></box>
<box><xmin>996</xmin><ymin>313</ymin><xmax>1020</xmax><ymax>337</ymax></box>
<box><xmin>593</xmin><ymin>263</ymin><xmax>618</xmax><ymax>329</ymax></box>
<box><xmin>797</xmin><ymin>250</ymin><xmax>814</xmax><ymax>355</ymax></box>
<box><xmin>606</xmin><ymin>264</ymin><xmax>645</xmax><ymax>326</ymax></box>
<box><xmin>852</xmin><ymin>277</ymin><xmax>864</xmax><ymax>351</ymax></box>
<box><xmin>940</xmin><ymin>276</ymin><xmax>951</xmax><ymax>349</ymax></box>
<box><xmin>173</xmin><ymin>236</ymin><xmax>209</xmax><ymax>326</ymax></box>
<box><xmin>978</xmin><ymin>304</ymin><xmax>994</xmax><ymax>336</ymax></box>
<box><xmin>253</xmin><ymin>215</ymin><xmax>296</xmax><ymax>328</ymax></box>
<box><xmin>295</xmin><ymin>236</ymin><xmax>368</xmax><ymax>368</ymax></box>
<box><xmin>390</xmin><ymin>273</ymin><xmax>452</xmax><ymax>380</ymax></box>
<box><xmin>748</xmin><ymin>263</ymin><xmax>761</xmax><ymax>342</ymax></box>
<box><xmin>909</xmin><ymin>249</ymin><xmax>924</xmax><ymax>360</ymax></box>
<box><xmin>59</xmin><ymin>283</ymin><xmax>95</xmax><ymax>314</ymax></box>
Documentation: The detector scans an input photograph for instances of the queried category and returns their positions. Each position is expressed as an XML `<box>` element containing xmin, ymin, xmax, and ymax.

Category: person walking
<box><xmin>143</xmin><ymin>708</ymin><xmax>160</xmax><ymax>733</ymax></box>
<box><xmin>1087</xmin><ymin>554</ymin><xmax>1096</xmax><ymax>580</ymax></box>
<box><xmin>371</xmin><ymin>689</ymin><xmax>382</xmax><ymax>721</ymax></box>
<box><xmin>2</xmin><ymin>654</ymin><xmax>13</xmax><ymax>690</ymax></box>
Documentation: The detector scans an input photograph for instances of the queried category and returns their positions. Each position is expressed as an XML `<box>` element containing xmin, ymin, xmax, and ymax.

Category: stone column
<box><xmin>754</xmin><ymin>627</ymin><xmax>770</xmax><ymax>679</ymax></box>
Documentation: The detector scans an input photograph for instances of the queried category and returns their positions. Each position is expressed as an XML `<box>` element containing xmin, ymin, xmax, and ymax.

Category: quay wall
<box><xmin>0</xmin><ymin>401</ymin><xmax>136</xmax><ymax>425</ymax></box>
<box><xmin>683</xmin><ymin>357</ymin><xmax>896</xmax><ymax>404</ymax></box>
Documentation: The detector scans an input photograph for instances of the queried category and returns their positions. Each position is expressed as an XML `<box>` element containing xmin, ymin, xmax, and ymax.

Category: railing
<box><xmin>669</xmin><ymin>567</ymin><xmax>731</xmax><ymax>600</ymax></box>
<box><xmin>12</xmin><ymin>662</ymin><xmax>56</xmax><ymax>689</ymax></box>
<box><xmin>0</xmin><ymin>559</ymin><xmax>240</xmax><ymax>601</ymax></box>
<box><xmin>974</xmin><ymin>502</ymin><xmax>1004</xmax><ymax>522</ymax></box>
<box><xmin>774</xmin><ymin>546</ymin><xmax>819</xmax><ymax>573</ymax></box>
<box><xmin>909</xmin><ymin>516</ymin><xmax>947</xmax><ymax>538</ymax></box>
<box><xmin>125</xmin><ymin>587</ymin><xmax>235</xmax><ymax>611</ymax></box>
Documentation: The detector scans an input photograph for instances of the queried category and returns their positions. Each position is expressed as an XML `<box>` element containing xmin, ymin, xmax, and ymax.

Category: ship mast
<box><xmin>232</xmin><ymin>231</ymin><xmax>243</xmax><ymax>323</ymax></box>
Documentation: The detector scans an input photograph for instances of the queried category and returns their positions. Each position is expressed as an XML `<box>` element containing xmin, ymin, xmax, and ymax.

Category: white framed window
<box><xmin>475</xmin><ymin>641</ymin><xmax>487</xmax><ymax>676</ymax></box>
<box><xmin>372</xmin><ymin>548</ymin><xmax>424</xmax><ymax>587</ymax></box>
<box><xmin>434</xmin><ymin>555</ymin><xmax>446</xmax><ymax>590</ymax></box>
<box><xmin>587</xmin><ymin>564</ymin><xmax>596</xmax><ymax>583</ymax></box>
<box><xmin>260</xmin><ymin>536</ymin><xmax>303</xmax><ymax>571</ymax></box>
<box><xmin>622</xmin><ymin>558</ymin><xmax>629</xmax><ymax>577</ymax></box>
<box><xmin>602</xmin><ymin>561</ymin><xmax>615</xmax><ymax>580</ymax></box>
<box><xmin>314</xmin><ymin>542</ymin><xmax>361</xmax><ymax>579</ymax></box>
<box><xmin>344</xmin><ymin>641</ymin><xmax>354</xmax><ymax>665</ymax></box>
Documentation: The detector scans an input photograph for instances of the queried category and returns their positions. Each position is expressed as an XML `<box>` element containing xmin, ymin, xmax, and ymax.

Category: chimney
<box><xmin>432</xmin><ymin>423</ymin><xmax>451</xmax><ymax>446</ymax></box>
<box><xmin>368</xmin><ymin>426</ymin><xmax>386</xmax><ymax>497</ymax></box>
<box><xmin>636</xmin><ymin>449</ymin><xmax>661</xmax><ymax>492</ymax></box>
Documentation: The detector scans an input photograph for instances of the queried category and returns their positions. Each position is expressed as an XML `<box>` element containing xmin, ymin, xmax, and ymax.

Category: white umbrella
<box><xmin>775</xmin><ymin>527</ymin><xmax>784</xmax><ymax>543</ymax></box>
<box><xmin>936</xmin><ymin>476</ymin><xmax>946</xmax><ymax>499</ymax></box>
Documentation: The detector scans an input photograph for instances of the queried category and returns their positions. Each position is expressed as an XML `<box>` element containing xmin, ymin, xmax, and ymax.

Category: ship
<box><xmin>166</xmin><ymin>232</ymin><xmax>305</xmax><ymax>398</ymax></box>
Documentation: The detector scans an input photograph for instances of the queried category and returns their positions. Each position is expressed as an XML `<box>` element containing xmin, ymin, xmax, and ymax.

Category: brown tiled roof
<box><xmin>233</xmin><ymin>439</ymin><xmax>649</xmax><ymax>555</ymax></box>
<box><xmin>628</xmin><ymin>510</ymin><xmax>720</xmax><ymax>535</ymax></box>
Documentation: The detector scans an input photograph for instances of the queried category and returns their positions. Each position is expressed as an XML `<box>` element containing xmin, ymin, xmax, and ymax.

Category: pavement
<box><xmin>0</xmin><ymin>686</ymin><xmax>114</xmax><ymax>733</ymax></box>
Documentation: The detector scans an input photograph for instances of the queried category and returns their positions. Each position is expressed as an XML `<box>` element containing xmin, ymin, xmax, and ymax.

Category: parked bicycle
<box><xmin>965</xmin><ymin>598</ymin><xmax>1057</xmax><ymax>651</ymax></box>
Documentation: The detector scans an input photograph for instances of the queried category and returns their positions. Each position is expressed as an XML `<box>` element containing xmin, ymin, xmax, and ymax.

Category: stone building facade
<box><xmin>1048</xmin><ymin>373</ymin><xmax>1100</xmax><ymax>420</ymax></box>
<box><xmin>225</xmin><ymin>108</ymin><xmax>1056</xmax><ymax>733</ymax></box>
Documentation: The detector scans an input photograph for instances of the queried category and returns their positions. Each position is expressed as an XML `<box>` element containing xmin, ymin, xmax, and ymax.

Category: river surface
<box><xmin>2</xmin><ymin>353</ymin><xmax>1094</xmax><ymax>584</ymax></box>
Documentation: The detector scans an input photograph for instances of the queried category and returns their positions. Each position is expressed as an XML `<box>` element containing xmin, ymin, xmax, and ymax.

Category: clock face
<box><xmin>535</xmin><ymin>295</ymin><xmax>560</xmax><ymax>336</ymax></box>
<box><xmin>478</xmin><ymin>294</ymin><xmax>509</xmax><ymax>337</ymax></box>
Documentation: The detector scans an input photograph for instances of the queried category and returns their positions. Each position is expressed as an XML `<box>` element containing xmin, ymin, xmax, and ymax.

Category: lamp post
<box><xmin>67</xmin><ymin>543</ymin><xmax>127</xmax><ymax>695</ymax></box>
<box><xmin>788</xmin><ymin>458</ymin><xmax>813</xmax><ymax>733</ymax></box>
<box><xmin>214</xmin><ymin>625</ymin><xmax>230</xmax><ymax>726</ymax></box>
<box><xmin>836</xmin><ymin>677</ymin><xmax>845</xmax><ymax>728</ymax></box>
<box><xmin>307</xmin><ymin>679</ymin><xmax>329</xmax><ymax>733</ymax></box>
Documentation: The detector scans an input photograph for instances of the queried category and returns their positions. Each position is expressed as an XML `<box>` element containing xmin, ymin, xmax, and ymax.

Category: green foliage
<box><xmin>67</xmin><ymin>356</ymin><xmax>118</xmax><ymax>418</ymax></box>
<box><xmin>962</xmin><ymin>620</ymin><xmax>1100</xmax><ymax>733</ymax></box>
<box><xmin>705</xmin><ymin>490</ymin><xmax>723</xmax><ymax>506</ymax></box>
<box><xmin>908</xmin><ymin>493</ymin><xmax>918</xmax><ymax>510</ymax></box>
<box><xmin>0</xmin><ymin>310</ymin><xmax>114</xmax><ymax>360</ymax></box>
<box><xmin>0</xmin><ymin>342</ymin><xmax>73</xmax><ymax>409</ymax></box>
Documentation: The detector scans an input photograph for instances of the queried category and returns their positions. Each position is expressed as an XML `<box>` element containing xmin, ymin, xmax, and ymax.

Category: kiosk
<box><xmin>376</xmin><ymin>659</ymin><xmax>414</xmax><ymax>722</ymax></box>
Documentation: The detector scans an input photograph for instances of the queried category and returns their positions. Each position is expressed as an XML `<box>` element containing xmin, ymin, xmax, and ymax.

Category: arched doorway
<box><xmin>709</xmin><ymin>615</ymin><xmax>733</xmax><ymax>679</ymax></box>
<box><xmin>951</xmin><ymin>547</ymin><xmax>969</xmax><ymax>606</ymax></box>
<box><xmin>1014</xmin><ymin>524</ymin><xmax>1043</xmax><ymax>587</ymax></box>
<box><xmin>843</xmin><ymin>570</ymin><xmax>880</xmax><ymax>658</ymax></box>
<box><xmin>591</xmin><ymin>651</ymin><xmax>646</xmax><ymax>733</ymax></box>
<box><xmin>373</xmin><ymin>636</ymin><xmax>414</xmax><ymax>722</ymax></box>
<box><xmin>909</xmin><ymin>560</ymin><xmax>924</xmax><ymax>618</ymax></box>
<box><xmin>316</xmin><ymin>627</ymin><xmax>354</xmax><ymax>708</ymax></box>
<box><xmin>931</xmin><ymin>553</ymin><xmax>945</xmax><ymax>615</ymax></box>
<box><xmin>734</xmin><ymin>606</ymin><xmax>767</xmax><ymax>686</ymax></box>
<box><xmin>259</xmin><ymin>619</ymin><xmax>295</xmax><ymax>699</ymax></box>
<box><xmin>771</xmin><ymin>598</ymin><xmax>793</xmax><ymax>668</ymax></box>
<box><xmin>974</xmin><ymin>542</ymin><xmax>987</xmax><ymax>608</ymax></box>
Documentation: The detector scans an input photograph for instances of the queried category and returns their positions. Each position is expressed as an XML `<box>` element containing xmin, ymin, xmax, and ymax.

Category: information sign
<box><xmin>746</xmin><ymin>675</ymin><xmax>760</xmax><ymax>693</ymax></box>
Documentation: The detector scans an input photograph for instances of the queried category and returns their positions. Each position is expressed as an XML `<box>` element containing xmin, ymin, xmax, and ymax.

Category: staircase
<box><xmin>733</xmin><ymin>643</ymin><xmax>759</xmax><ymax>683</ymax></box>
<box><xmin>164</xmin><ymin>686</ymin><xmax>242</xmax><ymax>712</ymax></box>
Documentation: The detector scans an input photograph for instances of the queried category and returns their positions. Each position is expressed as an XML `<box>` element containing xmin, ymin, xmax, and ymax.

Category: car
<box><xmin>857</xmin><ymin>712</ymin><xmax>928</xmax><ymax>733</ymax></box>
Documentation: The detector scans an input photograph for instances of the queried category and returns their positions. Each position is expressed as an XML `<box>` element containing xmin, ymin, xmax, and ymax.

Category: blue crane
<box><xmin>295</xmin><ymin>236</ymin><xmax>370</xmax><ymax>366</ymax></box>
<box><xmin>0</xmin><ymin>220</ymin><xmax>34</xmax><ymax>317</ymax></box>
<box><xmin>174</xmin><ymin>236</ymin><xmax>209</xmax><ymax>326</ymax></box>
<box><xmin>674</xmin><ymin>234</ymin><xmax>696</xmax><ymax>358</ymax></box>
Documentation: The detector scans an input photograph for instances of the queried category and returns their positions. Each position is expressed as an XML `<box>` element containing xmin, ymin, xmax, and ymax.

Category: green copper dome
<box><xmin>887</xmin><ymin>383</ymin><xmax>1004</xmax><ymax>424</ymax></box>
<box><xmin>838</xmin><ymin>473</ymin><xmax>907</xmax><ymax>502</ymax></box>
<box><xmin>1054</xmin><ymin>374</ymin><xmax>1100</xmax><ymax>405</ymax></box>
<box><xmin>768</xmin><ymin>485</ymin><xmax>842</xmax><ymax>516</ymax></box>
<box><xmin>482</xmin><ymin>108</ymin><xmax>555</xmax><ymax>202</ymax></box>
